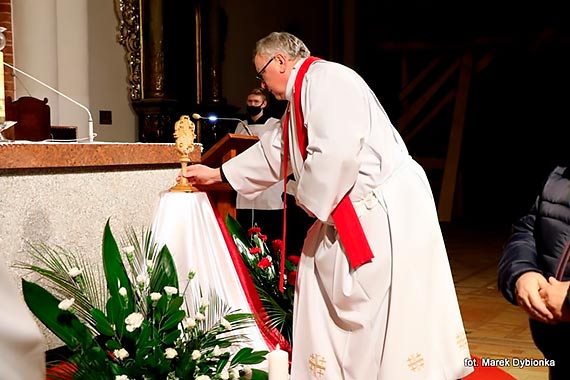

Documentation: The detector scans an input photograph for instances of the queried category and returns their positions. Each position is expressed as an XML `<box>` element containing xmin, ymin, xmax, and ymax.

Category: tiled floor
<box><xmin>444</xmin><ymin>222</ymin><xmax>548</xmax><ymax>380</ymax></box>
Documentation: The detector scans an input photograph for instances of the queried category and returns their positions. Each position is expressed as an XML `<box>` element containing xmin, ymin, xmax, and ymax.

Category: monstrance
<box><xmin>170</xmin><ymin>115</ymin><xmax>198</xmax><ymax>192</ymax></box>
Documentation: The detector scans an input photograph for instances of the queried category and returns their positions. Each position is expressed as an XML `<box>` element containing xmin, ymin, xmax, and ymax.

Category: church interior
<box><xmin>1</xmin><ymin>1</ymin><xmax>569</xmax><ymax>379</ymax></box>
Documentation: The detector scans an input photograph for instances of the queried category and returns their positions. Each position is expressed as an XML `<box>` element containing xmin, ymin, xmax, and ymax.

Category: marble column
<box><xmin>12</xmin><ymin>0</ymin><xmax>90</xmax><ymax>139</ymax></box>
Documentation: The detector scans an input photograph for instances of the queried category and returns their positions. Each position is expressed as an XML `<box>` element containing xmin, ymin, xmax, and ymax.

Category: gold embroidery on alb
<box><xmin>456</xmin><ymin>331</ymin><xmax>468</xmax><ymax>350</ymax></box>
<box><xmin>407</xmin><ymin>353</ymin><xmax>425</xmax><ymax>372</ymax></box>
<box><xmin>308</xmin><ymin>353</ymin><xmax>327</xmax><ymax>378</ymax></box>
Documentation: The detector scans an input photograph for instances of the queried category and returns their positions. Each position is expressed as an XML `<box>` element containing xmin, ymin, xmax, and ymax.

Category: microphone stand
<box><xmin>3</xmin><ymin>62</ymin><xmax>95</xmax><ymax>143</ymax></box>
<box><xmin>192</xmin><ymin>114</ymin><xmax>253</xmax><ymax>137</ymax></box>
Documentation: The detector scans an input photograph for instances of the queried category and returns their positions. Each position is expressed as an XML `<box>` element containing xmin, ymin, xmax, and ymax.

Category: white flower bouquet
<box><xmin>16</xmin><ymin>219</ymin><xmax>268</xmax><ymax>380</ymax></box>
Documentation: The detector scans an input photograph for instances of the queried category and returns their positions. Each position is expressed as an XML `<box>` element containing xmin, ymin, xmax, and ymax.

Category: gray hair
<box><xmin>254</xmin><ymin>32</ymin><xmax>310</xmax><ymax>61</ymax></box>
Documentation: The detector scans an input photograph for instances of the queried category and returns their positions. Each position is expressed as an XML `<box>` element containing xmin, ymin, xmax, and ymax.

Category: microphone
<box><xmin>192</xmin><ymin>113</ymin><xmax>253</xmax><ymax>136</ymax></box>
<box><xmin>3</xmin><ymin>62</ymin><xmax>96</xmax><ymax>143</ymax></box>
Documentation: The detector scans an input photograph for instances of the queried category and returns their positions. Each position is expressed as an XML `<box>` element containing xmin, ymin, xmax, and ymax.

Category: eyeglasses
<box><xmin>255</xmin><ymin>56</ymin><xmax>275</xmax><ymax>81</ymax></box>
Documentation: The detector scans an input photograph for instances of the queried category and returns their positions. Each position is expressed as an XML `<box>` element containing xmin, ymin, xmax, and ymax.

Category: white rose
<box><xmin>68</xmin><ymin>267</ymin><xmax>83</xmax><ymax>278</ymax></box>
<box><xmin>118</xmin><ymin>287</ymin><xmax>128</xmax><ymax>297</ymax></box>
<box><xmin>182</xmin><ymin>317</ymin><xmax>196</xmax><ymax>329</ymax></box>
<box><xmin>115</xmin><ymin>375</ymin><xmax>129</xmax><ymax>380</ymax></box>
<box><xmin>230</xmin><ymin>369</ymin><xmax>240</xmax><ymax>380</ymax></box>
<box><xmin>243</xmin><ymin>366</ymin><xmax>252</xmax><ymax>380</ymax></box>
<box><xmin>220</xmin><ymin>369</ymin><xmax>229</xmax><ymax>380</ymax></box>
<box><xmin>113</xmin><ymin>348</ymin><xmax>129</xmax><ymax>360</ymax></box>
<box><xmin>195</xmin><ymin>376</ymin><xmax>211</xmax><ymax>380</ymax></box>
<box><xmin>164</xmin><ymin>286</ymin><xmax>178</xmax><ymax>296</ymax></box>
<box><xmin>191</xmin><ymin>350</ymin><xmax>201</xmax><ymax>360</ymax></box>
<box><xmin>195</xmin><ymin>312</ymin><xmax>205</xmax><ymax>321</ymax></box>
<box><xmin>150</xmin><ymin>292</ymin><xmax>162</xmax><ymax>302</ymax></box>
<box><xmin>122</xmin><ymin>246</ymin><xmax>135</xmax><ymax>254</ymax></box>
<box><xmin>212</xmin><ymin>345</ymin><xmax>223</xmax><ymax>357</ymax></box>
<box><xmin>220</xmin><ymin>318</ymin><xmax>231</xmax><ymax>330</ymax></box>
<box><xmin>58</xmin><ymin>298</ymin><xmax>75</xmax><ymax>311</ymax></box>
<box><xmin>124</xmin><ymin>312</ymin><xmax>144</xmax><ymax>332</ymax></box>
<box><xmin>136</xmin><ymin>274</ymin><xmax>147</xmax><ymax>285</ymax></box>
<box><xmin>164</xmin><ymin>347</ymin><xmax>178</xmax><ymax>359</ymax></box>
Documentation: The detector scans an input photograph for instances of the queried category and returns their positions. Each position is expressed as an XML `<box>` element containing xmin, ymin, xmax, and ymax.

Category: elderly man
<box><xmin>183</xmin><ymin>32</ymin><xmax>472</xmax><ymax>380</ymax></box>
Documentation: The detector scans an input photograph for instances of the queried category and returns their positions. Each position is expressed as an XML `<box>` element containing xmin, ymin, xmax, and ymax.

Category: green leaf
<box><xmin>251</xmin><ymin>368</ymin><xmax>269</xmax><ymax>380</ymax></box>
<box><xmin>105</xmin><ymin>339</ymin><xmax>121</xmax><ymax>351</ymax></box>
<box><xmin>106</xmin><ymin>295</ymin><xmax>126</xmax><ymax>335</ymax></box>
<box><xmin>102</xmin><ymin>219</ymin><xmax>134</xmax><ymax>314</ymax></box>
<box><xmin>225</xmin><ymin>214</ymin><xmax>251</xmax><ymax>246</ymax></box>
<box><xmin>91</xmin><ymin>308</ymin><xmax>115</xmax><ymax>336</ymax></box>
<box><xmin>230</xmin><ymin>347</ymin><xmax>253</xmax><ymax>365</ymax></box>
<box><xmin>215</xmin><ymin>356</ymin><xmax>230</xmax><ymax>373</ymax></box>
<box><xmin>135</xmin><ymin>320</ymin><xmax>153</xmax><ymax>348</ymax></box>
<box><xmin>149</xmin><ymin>245</ymin><xmax>179</xmax><ymax>292</ymax></box>
<box><xmin>21</xmin><ymin>279</ymin><xmax>92</xmax><ymax>348</ymax></box>
<box><xmin>167</xmin><ymin>295</ymin><xmax>184</xmax><ymax>314</ymax></box>
<box><xmin>161</xmin><ymin>328</ymin><xmax>181</xmax><ymax>345</ymax></box>
<box><xmin>230</xmin><ymin>347</ymin><xmax>269</xmax><ymax>366</ymax></box>
<box><xmin>162</xmin><ymin>309</ymin><xmax>185</xmax><ymax>330</ymax></box>
<box><xmin>240</xmin><ymin>350</ymin><xmax>269</xmax><ymax>365</ymax></box>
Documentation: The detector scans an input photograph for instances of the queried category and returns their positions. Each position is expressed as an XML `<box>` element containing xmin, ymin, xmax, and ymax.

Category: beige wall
<box><xmin>2</xmin><ymin>166</ymin><xmax>179</xmax><ymax>348</ymax></box>
<box><xmin>9</xmin><ymin>1</ymin><xmax>353</xmax><ymax>142</ymax></box>
<box><xmin>86</xmin><ymin>1</ymin><xmax>136</xmax><ymax>142</ymax></box>
<box><xmin>11</xmin><ymin>1</ymin><xmax>137</xmax><ymax>142</ymax></box>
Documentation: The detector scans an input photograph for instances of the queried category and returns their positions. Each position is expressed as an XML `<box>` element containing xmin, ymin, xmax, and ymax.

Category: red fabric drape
<box><xmin>208</xmin><ymin>194</ymin><xmax>292</xmax><ymax>354</ymax></box>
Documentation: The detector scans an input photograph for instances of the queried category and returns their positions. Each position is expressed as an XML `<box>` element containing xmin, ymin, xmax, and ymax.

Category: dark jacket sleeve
<box><xmin>498</xmin><ymin>197</ymin><xmax>541</xmax><ymax>305</ymax></box>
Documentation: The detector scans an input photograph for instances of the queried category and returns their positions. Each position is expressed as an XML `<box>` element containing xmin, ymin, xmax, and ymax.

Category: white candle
<box><xmin>268</xmin><ymin>344</ymin><xmax>289</xmax><ymax>380</ymax></box>
<box><xmin>0</xmin><ymin>51</ymin><xmax>5</xmax><ymax>122</ymax></box>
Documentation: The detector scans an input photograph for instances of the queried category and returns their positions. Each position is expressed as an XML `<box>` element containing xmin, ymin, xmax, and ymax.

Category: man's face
<box><xmin>254</xmin><ymin>54</ymin><xmax>287</xmax><ymax>100</ymax></box>
<box><xmin>247</xmin><ymin>94</ymin><xmax>265</xmax><ymax>107</ymax></box>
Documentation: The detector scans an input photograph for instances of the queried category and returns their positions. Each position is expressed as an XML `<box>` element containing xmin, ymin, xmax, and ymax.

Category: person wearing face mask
<box><xmin>235</xmin><ymin>88</ymin><xmax>316</xmax><ymax>256</ymax></box>
<box><xmin>234</xmin><ymin>88</ymin><xmax>284</xmax><ymax>244</ymax></box>
<box><xmin>236</xmin><ymin>88</ymin><xmax>272</xmax><ymax>133</ymax></box>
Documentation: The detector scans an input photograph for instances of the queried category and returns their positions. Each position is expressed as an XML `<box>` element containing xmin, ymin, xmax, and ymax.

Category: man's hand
<box><xmin>539</xmin><ymin>277</ymin><xmax>570</xmax><ymax>322</ymax></box>
<box><xmin>515</xmin><ymin>272</ymin><xmax>555</xmax><ymax>323</ymax></box>
<box><xmin>178</xmin><ymin>164</ymin><xmax>222</xmax><ymax>185</ymax></box>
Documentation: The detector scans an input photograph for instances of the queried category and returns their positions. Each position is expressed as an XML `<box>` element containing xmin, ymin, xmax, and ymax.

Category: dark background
<box><xmin>354</xmin><ymin>2</ymin><xmax>570</xmax><ymax>225</ymax></box>
<box><xmin>159</xmin><ymin>0</ymin><xmax>570</xmax><ymax>226</ymax></box>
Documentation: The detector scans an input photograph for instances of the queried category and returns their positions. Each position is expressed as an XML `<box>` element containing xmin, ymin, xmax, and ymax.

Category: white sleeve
<box><xmin>234</xmin><ymin>122</ymin><xmax>248</xmax><ymax>135</ymax></box>
<box><xmin>222</xmin><ymin>124</ymin><xmax>283</xmax><ymax>200</ymax></box>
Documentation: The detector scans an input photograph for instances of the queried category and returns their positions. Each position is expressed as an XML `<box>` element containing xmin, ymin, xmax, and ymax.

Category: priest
<box><xmin>182</xmin><ymin>31</ymin><xmax>472</xmax><ymax>380</ymax></box>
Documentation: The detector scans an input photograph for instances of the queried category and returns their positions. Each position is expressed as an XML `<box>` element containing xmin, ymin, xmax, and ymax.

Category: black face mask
<box><xmin>246</xmin><ymin>105</ymin><xmax>263</xmax><ymax>117</ymax></box>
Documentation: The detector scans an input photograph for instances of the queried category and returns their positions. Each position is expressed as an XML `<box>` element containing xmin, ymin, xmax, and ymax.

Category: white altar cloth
<box><xmin>150</xmin><ymin>190</ymin><xmax>269</xmax><ymax>352</ymax></box>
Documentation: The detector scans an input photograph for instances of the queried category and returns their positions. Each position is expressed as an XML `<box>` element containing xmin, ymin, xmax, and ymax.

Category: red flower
<box><xmin>249</xmin><ymin>247</ymin><xmax>262</xmax><ymax>255</ymax></box>
<box><xmin>272</xmin><ymin>239</ymin><xmax>283</xmax><ymax>252</ymax></box>
<box><xmin>257</xmin><ymin>257</ymin><xmax>272</xmax><ymax>269</ymax></box>
<box><xmin>248</xmin><ymin>226</ymin><xmax>261</xmax><ymax>236</ymax></box>
<box><xmin>287</xmin><ymin>270</ymin><xmax>298</xmax><ymax>286</ymax></box>
<box><xmin>46</xmin><ymin>361</ymin><xmax>77</xmax><ymax>378</ymax></box>
<box><xmin>287</xmin><ymin>255</ymin><xmax>300</xmax><ymax>266</ymax></box>
<box><xmin>258</xmin><ymin>233</ymin><xmax>268</xmax><ymax>242</ymax></box>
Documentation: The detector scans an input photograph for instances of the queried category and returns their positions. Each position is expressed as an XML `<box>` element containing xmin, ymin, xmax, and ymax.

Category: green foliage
<box><xmin>18</xmin><ymin>218</ymin><xmax>268</xmax><ymax>380</ymax></box>
<box><xmin>225</xmin><ymin>215</ymin><xmax>296</xmax><ymax>347</ymax></box>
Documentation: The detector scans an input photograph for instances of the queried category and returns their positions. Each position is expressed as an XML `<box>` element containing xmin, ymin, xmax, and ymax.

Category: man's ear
<box><xmin>275</xmin><ymin>53</ymin><xmax>287</xmax><ymax>72</ymax></box>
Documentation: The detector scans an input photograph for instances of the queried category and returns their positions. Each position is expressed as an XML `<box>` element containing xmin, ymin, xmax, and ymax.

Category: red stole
<box><xmin>279</xmin><ymin>56</ymin><xmax>375</xmax><ymax>292</ymax></box>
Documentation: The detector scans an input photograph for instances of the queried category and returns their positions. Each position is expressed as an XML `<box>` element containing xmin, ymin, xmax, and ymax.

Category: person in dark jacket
<box><xmin>498</xmin><ymin>165</ymin><xmax>570</xmax><ymax>380</ymax></box>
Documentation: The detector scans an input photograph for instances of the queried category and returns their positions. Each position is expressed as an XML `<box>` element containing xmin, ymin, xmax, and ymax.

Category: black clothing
<box><xmin>284</xmin><ymin>193</ymin><xmax>315</xmax><ymax>257</ymax></box>
<box><xmin>246</xmin><ymin>112</ymin><xmax>271</xmax><ymax>125</ymax></box>
<box><xmin>498</xmin><ymin>166</ymin><xmax>570</xmax><ymax>305</ymax></box>
<box><xmin>236</xmin><ymin>208</ymin><xmax>283</xmax><ymax>247</ymax></box>
<box><xmin>498</xmin><ymin>166</ymin><xmax>570</xmax><ymax>376</ymax></box>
